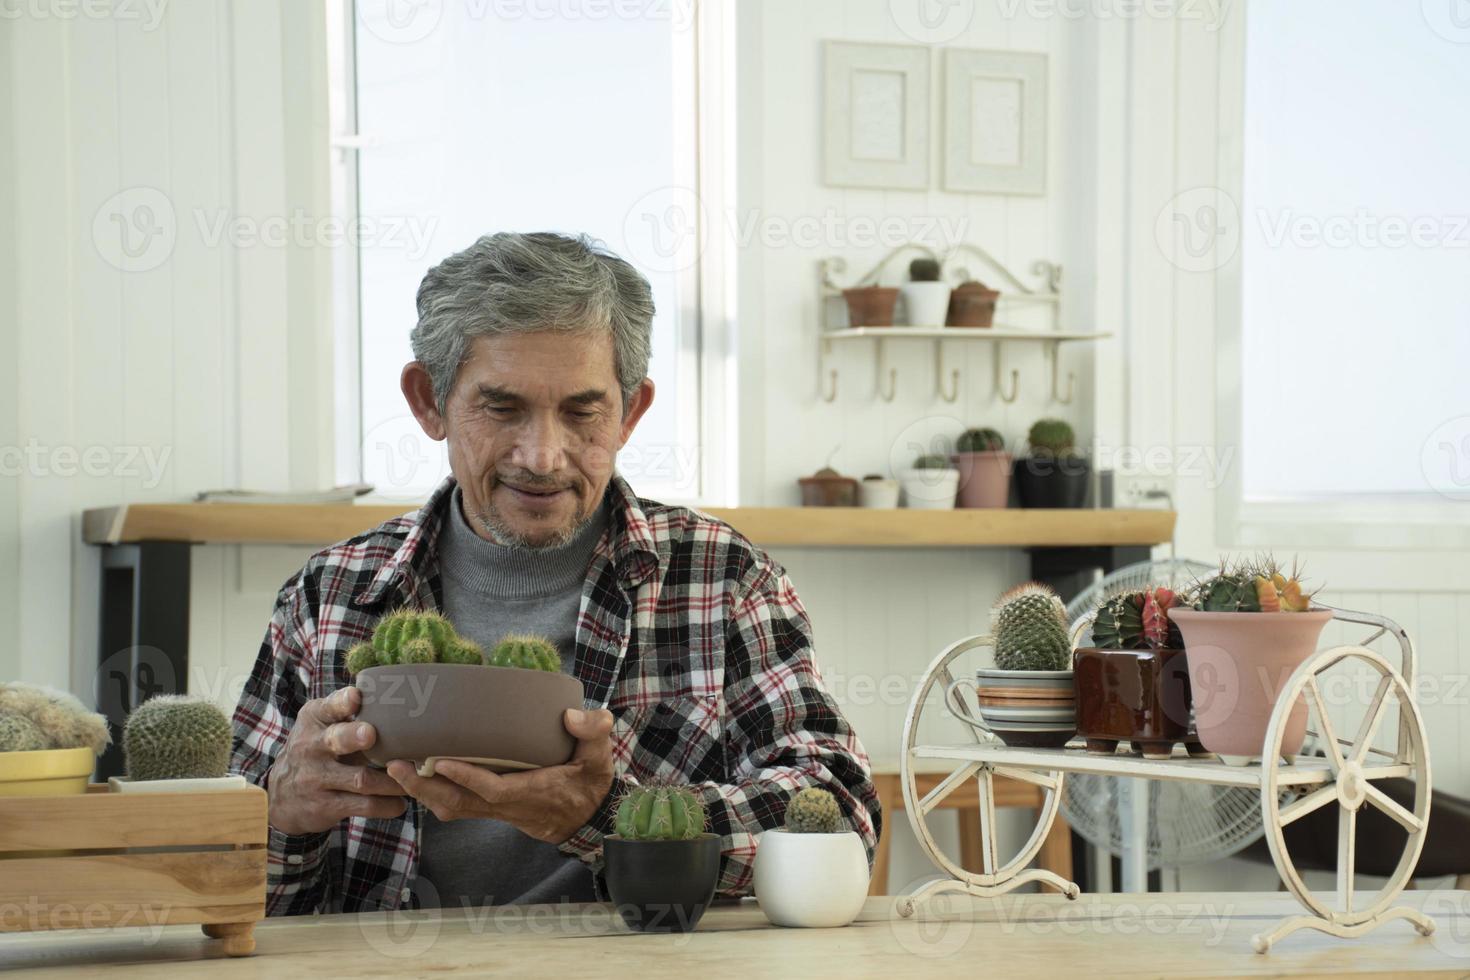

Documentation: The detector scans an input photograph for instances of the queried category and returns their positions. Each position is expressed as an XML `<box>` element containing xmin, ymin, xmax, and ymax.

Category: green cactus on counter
<box><xmin>0</xmin><ymin>711</ymin><xmax>48</xmax><ymax>753</ymax></box>
<box><xmin>488</xmin><ymin>634</ymin><xmax>561</xmax><ymax>672</ymax></box>
<box><xmin>956</xmin><ymin>427</ymin><xmax>1005</xmax><ymax>453</ymax></box>
<box><xmin>785</xmin><ymin>787</ymin><xmax>845</xmax><ymax>834</ymax></box>
<box><xmin>614</xmin><ymin>785</ymin><xmax>707</xmax><ymax>841</ymax></box>
<box><xmin>991</xmin><ymin>582</ymin><xmax>1072</xmax><ymax>671</ymax></box>
<box><xmin>1027</xmin><ymin>418</ymin><xmax>1076</xmax><ymax>457</ymax></box>
<box><xmin>123</xmin><ymin>695</ymin><xmax>232</xmax><ymax>781</ymax></box>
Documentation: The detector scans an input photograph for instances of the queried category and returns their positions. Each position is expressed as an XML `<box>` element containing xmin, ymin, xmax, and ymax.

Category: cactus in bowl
<box><xmin>344</xmin><ymin>609</ymin><xmax>486</xmax><ymax>675</ymax></box>
<box><xmin>784</xmin><ymin>787</ymin><xmax>845</xmax><ymax>834</ymax></box>
<box><xmin>123</xmin><ymin>696</ymin><xmax>232</xmax><ymax>781</ymax></box>
<box><xmin>0</xmin><ymin>682</ymin><xmax>111</xmax><ymax>754</ymax></box>
<box><xmin>755</xmin><ymin>787</ymin><xmax>869</xmax><ymax>927</ymax></box>
<box><xmin>605</xmin><ymin>784</ymin><xmax>721</xmax><ymax>932</ymax></box>
<box><xmin>489</xmin><ymin>634</ymin><xmax>562</xmax><ymax>672</ymax></box>
<box><xmin>1017</xmin><ymin>418</ymin><xmax>1089</xmax><ymax>508</ymax></box>
<box><xmin>615</xmin><ymin>785</ymin><xmax>707</xmax><ymax>841</ymax></box>
<box><xmin>991</xmin><ymin>582</ymin><xmax>1072</xmax><ymax>671</ymax></box>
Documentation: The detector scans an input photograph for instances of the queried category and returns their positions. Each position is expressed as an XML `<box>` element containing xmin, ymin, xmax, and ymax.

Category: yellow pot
<box><xmin>0</xmin><ymin>746</ymin><xmax>97</xmax><ymax>796</ymax></box>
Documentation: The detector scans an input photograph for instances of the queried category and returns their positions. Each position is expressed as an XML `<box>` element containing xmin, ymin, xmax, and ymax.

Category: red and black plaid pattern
<box><xmin>229</xmin><ymin>474</ymin><xmax>881</xmax><ymax>915</ymax></box>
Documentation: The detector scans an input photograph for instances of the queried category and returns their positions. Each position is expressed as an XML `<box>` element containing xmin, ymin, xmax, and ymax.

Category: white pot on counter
<box><xmin>898</xmin><ymin>467</ymin><xmax>959</xmax><ymax>509</ymax></box>
<box><xmin>899</xmin><ymin>281</ymin><xmax>952</xmax><ymax>327</ymax></box>
<box><xmin>753</xmin><ymin>828</ymin><xmax>870</xmax><ymax>928</ymax></box>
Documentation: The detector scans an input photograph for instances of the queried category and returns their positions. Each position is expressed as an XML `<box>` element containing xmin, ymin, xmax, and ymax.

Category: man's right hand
<box><xmin>266</xmin><ymin>686</ymin><xmax>408</xmax><ymax>835</ymax></box>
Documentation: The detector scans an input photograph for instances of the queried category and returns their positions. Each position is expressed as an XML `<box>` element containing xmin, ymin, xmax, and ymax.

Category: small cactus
<box><xmin>488</xmin><ymin>634</ymin><xmax>561</xmax><ymax>672</ymax></box>
<box><xmin>614</xmin><ymin>786</ymin><xmax>706</xmax><ymax>841</ymax></box>
<box><xmin>1027</xmin><ymin>418</ymin><xmax>1075</xmax><ymax>457</ymax></box>
<box><xmin>1092</xmin><ymin>588</ymin><xmax>1182</xmax><ymax>650</ymax></box>
<box><xmin>784</xmin><ymin>787</ymin><xmax>845</xmax><ymax>834</ymax></box>
<box><xmin>123</xmin><ymin>695</ymin><xmax>232</xmax><ymax>781</ymax></box>
<box><xmin>441</xmin><ymin>637</ymin><xmax>485</xmax><ymax>666</ymax></box>
<box><xmin>1190</xmin><ymin>557</ymin><xmax>1314</xmax><ymax>614</ymax></box>
<box><xmin>991</xmin><ymin>582</ymin><xmax>1071</xmax><ymax>671</ymax></box>
<box><xmin>956</xmin><ymin>427</ymin><xmax>1005</xmax><ymax>453</ymax></box>
<box><xmin>912</xmin><ymin>453</ymin><xmax>952</xmax><ymax>470</ymax></box>
<box><xmin>0</xmin><ymin>711</ymin><xmax>48</xmax><ymax>752</ymax></box>
<box><xmin>372</xmin><ymin>609</ymin><xmax>458</xmax><ymax>662</ymax></box>
<box><xmin>0</xmin><ymin>682</ymin><xmax>111</xmax><ymax>754</ymax></box>
<box><xmin>345</xmin><ymin>642</ymin><xmax>381</xmax><ymax>675</ymax></box>
<box><xmin>909</xmin><ymin>257</ymin><xmax>942</xmax><ymax>281</ymax></box>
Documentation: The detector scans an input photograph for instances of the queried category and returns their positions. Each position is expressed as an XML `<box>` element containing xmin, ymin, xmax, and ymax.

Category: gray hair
<box><xmin>411</xmin><ymin>232</ymin><xmax>655</xmax><ymax>410</ymax></box>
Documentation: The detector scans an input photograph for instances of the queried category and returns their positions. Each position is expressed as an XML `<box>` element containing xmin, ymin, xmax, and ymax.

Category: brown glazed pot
<box><xmin>354</xmin><ymin>663</ymin><xmax>584</xmax><ymax>775</ymax></box>
<box><xmin>946</xmin><ymin>281</ymin><xmax>1000</xmax><ymax>327</ymax></box>
<box><xmin>1168</xmin><ymin>609</ymin><xmax>1333</xmax><ymax>763</ymax></box>
<box><xmin>1073</xmin><ymin>647</ymin><xmax>1198</xmax><ymax>759</ymax></box>
<box><xmin>952</xmin><ymin>451</ymin><xmax>1012</xmax><ymax>508</ymax></box>
<box><xmin>842</xmin><ymin>286</ymin><xmax>900</xmax><ymax>327</ymax></box>
<box><xmin>798</xmin><ymin>473</ymin><xmax>859</xmax><ymax>506</ymax></box>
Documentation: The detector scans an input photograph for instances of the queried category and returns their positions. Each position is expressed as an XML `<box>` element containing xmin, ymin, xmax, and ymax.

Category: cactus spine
<box><xmin>123</xmin><ymin>695</ymin><xmax>232</xmax><ymax>781</ymax></box>
<box><xmin>614</xmin><ymin>786</ymin><xmax>706</xmax><ymax>841</ymax></box>
<box><xmin>784</xmin><ymin>787</ymin><xmax>845</xmax><ymax>834</ymax></box>
<box><xmin>991</xmin><ymin>582</ymin><xmax>1072</xmax><ymax>671</ymax></box>
<box><xmin>488</xmin><ymin>634</ymin><xmax>561</xmax><ymax>672</ymax></box>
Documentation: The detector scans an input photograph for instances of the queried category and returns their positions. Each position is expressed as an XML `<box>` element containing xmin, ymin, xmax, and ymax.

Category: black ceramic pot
<box><xmin>603</xmin><ymin>834</ymin><xmax>722</xmax><ymax>933</ymax></box>
<box><xmin>1015</xmin><ymin>455</ymin><xmax>1090</xmax><ymax>508</ymax></box>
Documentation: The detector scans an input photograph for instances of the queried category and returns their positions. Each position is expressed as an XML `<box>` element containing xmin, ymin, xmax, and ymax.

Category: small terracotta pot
<box><xmin>798</xmin><ymin>474</ymin><xmax>858</xmax><ymax>507</ymax></box>
<box><xmin>354</xmin><ymin>663</ymin><xmax>584</xmax><ymax>774</ymax></box>
<box><xmin>842</xmin><ymin>286</ymin><xmax>900</xmax><ymax>327</ymax></box>
<box><xmin>1168</xmin><ymin>609</ymin><xmax>1333</xmax><ymax>764</ymax></box>
<box><xmin>946</xmin><ymin>282</ymin><xmax>1000</xmax><ymax>327</ymax></box>
<box><xmin>952</xmin><ymin>451</ymin><xmax>1012</xmax><ymax>508</ymax></box>
<box><xmin>1073</xmin><ymin>647</ymin><xmax>1199</xmax><ymax>759</ymax></box>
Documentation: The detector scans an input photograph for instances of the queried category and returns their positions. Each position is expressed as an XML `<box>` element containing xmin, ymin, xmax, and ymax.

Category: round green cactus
<box><xmin>614</xmin><ymin>785</ymin><xmax>706</xmax><ymax>841</ymax></box>
<box><xmin>1192</xmin><ymin>571</ymin><xmax>1262</xmax><ymax>612</ymax></box>
<box><xmin>344</xmin><ymin>642</ymin><xmax>381</xmax><ymax>676</ymax></box>
<box><xmin>123</xmin><ymin>695</ymin><xmax>232</xmax><ymax>781</ymax></box>
<box><xmin>0</xmin><ymin>681</ymin><xmax>111</xmax><ymax>754</ymax></box>
<box><xmin>785</xmin><ymin>787</ymin><xmax>844</xmax><ymax>834</ymax></box>
<box><xmin>991</xmin><ymin>582</ymin><xmax>1072</xmax><ymax>671</ymax></box>
<box><xmin>0</xmin><ymin>711</ymin><xmax>48</xmax><ymax>753</ymax></box>
<box><xmin>398</xmin><ymin>637</ymin><xmax>437</xmax><ymax>665</ymax></box>
<box><xmin>441</xmin><ymin>637</ymin><xmax>485</xmax><ymax>666</ymax></box>
<box><xmin>909</xmin><ymin>257</ymin><xmax>942</xmax><ymax>281</ymax></box>
<box><xmin>956</xmin><ymin>427</ymin><xmax>1005</xmax><ymax>453</ymax></box>
<box><xmin>488</xmin><ymin>634</ymin><xmax>561</xmax><ymax>672</ymax></box>
<box><xmin>371</xmin><ymin>609</ymin><xmax>458</xmax><ymax>663</ymax></box>
<box><xmin>1027</xmin><ymin>418</ymin><xmax>1076</xmax><ymax>457</ymax></box>
<box><xmin>912</xmin><ymin>453</ymin><xmax>953</xmax><ymax>470</ymax></box>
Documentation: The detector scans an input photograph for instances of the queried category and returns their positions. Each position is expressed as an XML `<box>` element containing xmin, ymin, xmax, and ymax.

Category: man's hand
<box><xmin>386</xmin><ymin>708</ymin><xmax>615</xmax><ymax>844</ymax></box>
<box><xmin>266</xmin><ymin>686</ymin><xmax>409</xmax><ymax>835</ymax></box>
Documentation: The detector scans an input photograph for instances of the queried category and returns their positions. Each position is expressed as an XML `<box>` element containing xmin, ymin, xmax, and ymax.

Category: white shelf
<box><xmin>825</xmin><ymin>326</ymin><xmax>1110</xmax><ymax>342</ymax></box>
<box><xmin>910</xmin><ymin>741</ymin><xmax>1413</xmax><ymax>789</ymax></box>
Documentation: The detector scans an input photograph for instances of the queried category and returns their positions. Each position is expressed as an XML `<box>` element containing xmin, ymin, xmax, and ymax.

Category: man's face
<box><xmin>404</xmin><ymin>330</ymin><xmax>653</xmax><ymax>548</ymax></box>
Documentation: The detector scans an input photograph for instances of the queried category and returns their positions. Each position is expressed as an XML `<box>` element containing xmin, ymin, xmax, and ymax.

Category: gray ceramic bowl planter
<box><xmin>353</xmin><ymin>663</ymin><xmax>585</xmax><ymax>776</ymax></box>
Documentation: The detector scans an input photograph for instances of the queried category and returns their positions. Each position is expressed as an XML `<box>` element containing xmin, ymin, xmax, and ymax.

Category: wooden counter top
<box><xmin>81</xmin><ymin>502</ymin><xmax>1175</xmax><ymax>549</ymax></box>
<box><xmin>0</xmin><ymin>892</ymin><xmax>1460</xmax><ymax>977</ymax></box>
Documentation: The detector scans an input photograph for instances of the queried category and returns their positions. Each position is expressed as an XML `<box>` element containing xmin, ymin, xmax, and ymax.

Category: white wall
<box><xmin>0</xmin><ymin>1</ymin><xmax>336</xmax><ymax>711</ymax></box>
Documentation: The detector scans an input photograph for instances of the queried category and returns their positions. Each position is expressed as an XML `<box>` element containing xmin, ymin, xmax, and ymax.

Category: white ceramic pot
<box><xmin>753</xmin><ymin>829</ymin><xmax>870</xmax><ymax>928</ymax></box>
<box><xmin>858</xmin><ymin>478</ymin><xmax>900</xmax><ymax>509</ymax></box>
<box><xmin>108</xmin><ymin>774</ymin><xmax>248</xmax><ymax>794</ymax></box>
<box><xmin>899</xmin><ymin>281</ymin><xmax>952</xmax><ymax>327</ymax></box>
<box><xmin>898</xmin><ymin>468</ymin><xmax>959</xmax><ymax>509</ymax></box>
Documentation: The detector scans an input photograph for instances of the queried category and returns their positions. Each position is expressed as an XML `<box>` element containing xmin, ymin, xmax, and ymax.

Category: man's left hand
<box><xmin>386</xmin><ymin>708</ymin><xmax>615</xmax><ymax>844</ymax></box>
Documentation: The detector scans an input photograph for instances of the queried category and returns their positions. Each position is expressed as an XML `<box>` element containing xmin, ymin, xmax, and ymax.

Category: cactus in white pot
<box><xmin>753</xmin><ymin>788</ymin><xmax>870</xmax><ymax>928</ymax></box>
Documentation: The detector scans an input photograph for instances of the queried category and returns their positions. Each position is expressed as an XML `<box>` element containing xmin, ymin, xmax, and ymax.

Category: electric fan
<box><xmin>1060</xmin><ymin>558</ymin><xmax>1267</xmax><ymax>890</ymax></box>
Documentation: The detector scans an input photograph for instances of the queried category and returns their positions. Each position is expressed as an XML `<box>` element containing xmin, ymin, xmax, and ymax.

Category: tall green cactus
<box><xmin>785</xmin><ymin>787</ymin><xmax>845</xmax><ymax>833</ymax></box>
<box><xmin>614</xmin><ymin>786</ymin><xmax>707</xmax><ymax>841</ymax></box>
<box><xmin>991</xmin><ymin>582</ymin><xmax>1072</xmax><ymax>671</ymax></box>
<box><xmin>488</xmin><ymin>634</ymin><xmax>561</xmax><ymax>672</ymax></box>
<box><xmin>123</xmin><ymin>696</ymin><xmax>232</xmax><ymax>781</ymax></box>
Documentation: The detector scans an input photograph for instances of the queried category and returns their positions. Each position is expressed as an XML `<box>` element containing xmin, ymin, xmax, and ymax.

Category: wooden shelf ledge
<box><xmin>82</xmin><ymin>502</ymin><xmax>1174</xmax><ymax>549</ymax></box>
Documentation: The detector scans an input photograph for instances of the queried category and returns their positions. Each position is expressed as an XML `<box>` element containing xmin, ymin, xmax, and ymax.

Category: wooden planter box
<box><xmin>0</xmin><ymin>784</ymin><xmax>267</xmax><ymax>956</ymax></box>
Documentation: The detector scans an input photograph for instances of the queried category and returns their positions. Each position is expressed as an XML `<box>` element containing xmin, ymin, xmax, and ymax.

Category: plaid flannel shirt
<box><xmin>230</xmin><ymin>473</ymin><xmax>881</xmax><ymax>914</ymax></box>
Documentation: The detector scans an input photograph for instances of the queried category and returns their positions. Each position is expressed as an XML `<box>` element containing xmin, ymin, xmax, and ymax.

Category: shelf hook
<box><xmin>877</xmin><ymin>339</ymin><xmax>898</xmax><ymax>402</ymax></box>
<box><xmin>993</xmin><ymin>347</ymin><xmax>1019</xmax><ymax>403</ymax></box>
<box><xmin>819</xmin><ymin>337</ymin><xmax>838</xmax><ymax>402</ymax></box>
<box><xmin>935</xmin><ymin>342</ymin><xmax>959</xmax><ymax>402</ymax></box>
<box><xmin>1048</xmin><ymin>342</ymin><xmax>1075</xmax><ymax>404</ymax></box>
<box><xmin>822</xmin><ymin>369</ymin><xmax>838</xmax><ymax>402</ymax></box>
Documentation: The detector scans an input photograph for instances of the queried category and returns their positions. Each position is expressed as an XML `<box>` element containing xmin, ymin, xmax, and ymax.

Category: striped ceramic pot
<box><xmin>948</xmin><ymin>668</ymin><xmax>1076</xmax><ymax>748</ymax></box>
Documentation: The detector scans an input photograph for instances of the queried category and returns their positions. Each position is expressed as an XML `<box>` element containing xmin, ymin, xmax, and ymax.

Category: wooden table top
<box><xmin>1</xmin><ymin>892</ymin><xmax>1464</xmax><ymax>977</ymax></box>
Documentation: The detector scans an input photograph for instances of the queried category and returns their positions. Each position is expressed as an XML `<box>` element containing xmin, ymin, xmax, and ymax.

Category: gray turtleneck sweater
<box><xmin>414</xmin><ymin>487</ymin><xmax>608</xmax><ymax>910</ymax></box>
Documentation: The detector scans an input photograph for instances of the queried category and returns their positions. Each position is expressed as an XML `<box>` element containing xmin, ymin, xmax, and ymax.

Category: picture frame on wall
<box><xmin>822</xmin><ymin>41</ymin><xmax>929</xmax><ymax>190</ymax></box>
<box><xmin>943</xmin><ymin>49</ymin><xmax>1048</xmax><ymax>196</ymax></box>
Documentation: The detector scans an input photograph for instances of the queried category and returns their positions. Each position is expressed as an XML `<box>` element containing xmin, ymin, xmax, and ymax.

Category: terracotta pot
<box><xmin>842</xmin><ymin>286</ymin><xmax>900</xmax><ymax>327</ymax></box>
<box><xmin>952</xmin><ymin>451</ymin><xmax>1012</xmax><ymax>508</ymax></box>
<box><xmin>946</xmin><ymin>282</ymin><xmax>1000</xmax><ymax>327</ymax></box>
<box><xmin>1168</xmin><ymin>609</ymin><xmax>1333</xmax><ymax>764</ymax></box>
<box><xmin>948</xmin><ymin>668</ymin><xmax>1075</xmax><ymax>749</ymax></box>
<box><xmin>604</xmin><ymin>834</ymin><xmax>722</xmax><ymax>933</ymax></box>
<box><xmin>1073</xmin><ymin>647</ymin><xmax>1199</xmax><ymax>759</ymax></box>
<box><xmin>354</xmin><ymin>663</ymin><xmax>584</xmax><ymax>775</ymax></box>
<box><xmin>798</xmin><ymin>474</ymin><xmax>858</xmax><ymax>507</ymax></box>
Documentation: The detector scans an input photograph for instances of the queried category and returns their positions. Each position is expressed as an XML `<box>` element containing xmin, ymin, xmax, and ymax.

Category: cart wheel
<box><xmin>898</xmin><ymin>635</ymin><xmax>1077</xmax><ymax>900</ymax></box>
<box><xmin>1259</xmin><ymin>645</ymin><xmax>1430</xmax><ymax>930</ymax></box>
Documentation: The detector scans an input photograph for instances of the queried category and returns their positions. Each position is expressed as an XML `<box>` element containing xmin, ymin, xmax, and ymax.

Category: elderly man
<box><xmin>231</xmin><ymin>232</ymin><xmax>880</xmax><ymax>913</ymax></box>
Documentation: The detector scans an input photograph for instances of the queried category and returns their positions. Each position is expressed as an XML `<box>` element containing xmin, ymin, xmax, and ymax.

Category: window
<box><xmin>331</xmin><ymin>0</ymin><xmax>722</xmax><ymax>503</ymax></box>
<box><xmin>1240</xmin><ymin>0</ymin><xmax>1470</xmax><ymax>503</ymax></box>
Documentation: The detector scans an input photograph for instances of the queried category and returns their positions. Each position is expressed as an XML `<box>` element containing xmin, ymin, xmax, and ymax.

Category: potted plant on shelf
<box><xmin>1075</xmin><ymin>588</ymin><xmax>1203</xmax><ymax>759</ymax></box>
<box><xmin>799</xmin><ymin>466</ymin><xmax>859</xmax><ymax>507</ymax></box>
<box><xmin>349</xmin><ymin>612</ymin><xmax>583</xmax><ymax>776</ymax></box>
<box><xmin>603</xmin><ymin>785</ymin><xmax>722</xmax><ymax>933</ymax></box>
<box><xmin>1015</xmin><ymin>418</ymin><xmax>1090</xmax><ymax>508</ymax></box>
<box><xmin>0</xmin><ymin>682</ymin><xmax>110</xmax><ymax>797</ymax></box>
<box><xmin>900</xmin><ymin>257</ymin><xmax>951</xmax><ymax>327</ymax></box>
<box><xmin>898</xmin><ymin>454</ymin><xmax>960</xmax><ymax>510</ymax></box>
<box><xmin>948</xmin><ymin>583</ymin><xmax>1075</xmax><ymax>748</ymax></box>
<box><xmin>1168</xmin><ymin>558</ymin><xmax>1329</xmax><ymax>766</ymax></box>
<box><xmin>841</xmin><ymin>283</ymin><xmax>900</xmax><ymax>328</ymax></box>
<box><xmin>753</xmin><ymin>787</ymin><xmax>869</xmax><ymax>928</ymax></box>
<box><xmin>952</xmin><ymin>427</ymin><xmax>1012</xmax><ymax>509</ymax></box>
<box><xmin>946</xmin><ymin>279</ymin><xmax>1001</xmax><ymax>327</ymax></box>
<box><xmin>859</xmin><ymin>473</ymin><xmax>900</xmax><ymax>509</ymax></box>
<box><xmin>109</xmin><ymin>696</ymin><xmax>246</xmax><ymax>793</ymax></box>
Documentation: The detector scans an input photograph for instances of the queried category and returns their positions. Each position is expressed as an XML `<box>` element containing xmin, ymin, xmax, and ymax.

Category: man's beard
<box><xmin>474</xmin><ymin>500</ymin><xmax>595</xmax><ymax>550</ymax></box>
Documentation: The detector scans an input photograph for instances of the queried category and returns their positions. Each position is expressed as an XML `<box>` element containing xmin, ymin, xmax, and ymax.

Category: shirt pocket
<box><xmin>610</xmin><ymin>693</ymin><xmax>725</xmax><ymax>785</ymax></box>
